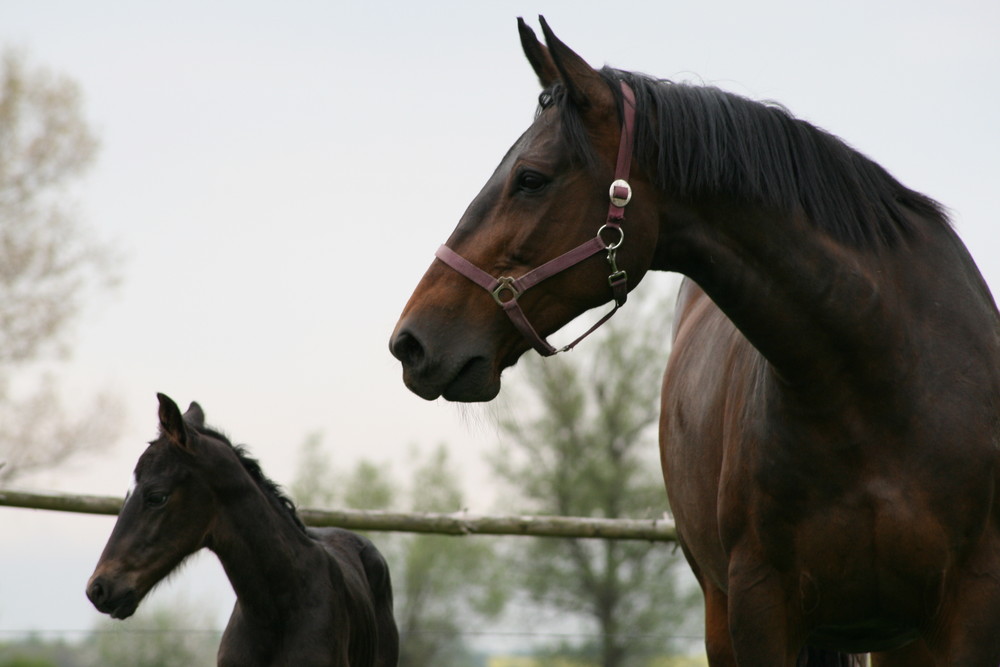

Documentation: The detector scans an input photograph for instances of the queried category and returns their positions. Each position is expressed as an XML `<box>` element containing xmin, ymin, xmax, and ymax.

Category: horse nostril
<box><xmin>87</xmin><ymin>579</ymin><xmax>106</xmax><ymax>606</ymax></box>
<box><xmin>390</xmin><ymin>329</ymin><xmax>425</xmax><ymax>368</ymax></box>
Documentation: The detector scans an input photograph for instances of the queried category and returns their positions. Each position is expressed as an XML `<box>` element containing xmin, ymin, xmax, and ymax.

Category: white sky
<box><xmin>2</xmin><ymin>0</ymin><xmax>998</xmax><ymax>644</ymax></box>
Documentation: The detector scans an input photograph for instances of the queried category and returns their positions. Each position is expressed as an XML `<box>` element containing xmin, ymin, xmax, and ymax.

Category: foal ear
<box><xmin>156</xmin><ymin>392</ymin><xmax>190</xmax><ymax>450</ymax></box>
<box><xmin>537</xmin><ymin>16</ymin><xmax>614</xmax><ymax>114</ymax></box>
<box><xmin>518</xmin><ymin>17</ymin><xmax>559</xmax><ymax>88</ymax></box>
<box><xmin>183</xmin><ymin>401</ymin><xmax>206</xmax><ymax>429</ymax></box>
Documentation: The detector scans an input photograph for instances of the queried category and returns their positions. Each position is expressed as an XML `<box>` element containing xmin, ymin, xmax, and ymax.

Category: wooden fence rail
<box><xmin>0</xmin><ymin>489</ymin><xmax>678</xmax><ymax>542</ymax></box>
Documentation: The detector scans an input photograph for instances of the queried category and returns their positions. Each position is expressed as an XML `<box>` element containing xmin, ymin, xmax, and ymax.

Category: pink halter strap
<box><xmin>435</xmin><ymin>81</ymin><xmax>637</xmax><ymax>357</ymax></box>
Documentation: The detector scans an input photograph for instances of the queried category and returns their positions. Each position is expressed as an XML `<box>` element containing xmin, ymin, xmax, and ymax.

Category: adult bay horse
<box><xmin>389</xmin><ymin>17</ymin><xmax>1000</xmax><ymax>666</ymax></box>
<box><xmin>87</xmin><ymin>393</ymin><xmax>399</xmax><ymax>667</ymax></box>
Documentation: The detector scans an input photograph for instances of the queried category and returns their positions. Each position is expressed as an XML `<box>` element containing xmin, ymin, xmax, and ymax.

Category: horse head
<box><xmin>86</xmin><ymin>393</ymin><xmax>217</xmax><ymax>619</ymax></box>
<box><xmin>390</xmin><ymin>17</ymin><xmax>659</xmax><ymax>402</ymax></box>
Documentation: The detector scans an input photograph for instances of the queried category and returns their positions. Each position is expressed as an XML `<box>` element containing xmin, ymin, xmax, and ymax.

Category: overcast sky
<box><xmin>3</xmin><ymin>0</ymin><xmax>998</xmax><ymax>644</ymax></box>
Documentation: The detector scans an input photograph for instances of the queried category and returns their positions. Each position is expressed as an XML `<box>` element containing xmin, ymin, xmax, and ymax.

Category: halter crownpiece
<box><xmin>435</xmin><ymin>81</ymin><xmax>637</xmax><ymax>357</ymax></box>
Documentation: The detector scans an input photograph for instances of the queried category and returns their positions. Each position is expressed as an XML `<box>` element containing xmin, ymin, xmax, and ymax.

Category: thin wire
<box><xmin>0</xmin><ymin>627</ymin><xmax>705</xmax><ymax>640</ymax></box>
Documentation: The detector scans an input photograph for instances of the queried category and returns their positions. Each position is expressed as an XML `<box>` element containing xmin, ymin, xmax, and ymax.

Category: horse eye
<box><xmin>145</xmin><ymin>492</ymin><xmax>168</xmax><ymax>508</ymax></box>
<box><xmin>516</xmin><ymin>170</ymin><xmax>548</xmax><ymax>194</ymax></box>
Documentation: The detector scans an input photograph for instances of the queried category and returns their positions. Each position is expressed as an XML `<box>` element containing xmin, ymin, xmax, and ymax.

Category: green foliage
<box><xmin>80</xmin><ymin>598</ymin><xmax>219</xmax><ymax>667</ymax></box>
<box><xmin>491</xmin><ymin>286</ymin><xmax>701</xmax><ymax>667</ymax></box>
<box><xmin>392</xmin><ymin>447</ymin><xmax>507</xmax><ymax>666</ymax></box>
<box><xmin>0</xmin><ymin>659</ymin><xmax>57</xmax><ymax>667</ymax></box>
<box><xmin>291</xmin><ymin>432</ymin><xmax>396</xmax><ymax>511</ymax></box>
<box><xmin>343</xmin><ymin>459</ymin><xmax>394</xmax><ymax>510</ymax></box>
<box><xmin>290</xmin><ymin>438</ymin><xmax>507</xmax><ymax>667</ymax></box>
<box><xmin>289</xmin><ymin>430</ymin><xmax>338</xmax><ymax>507</ymax></box>
<box><xmin>1</xmin><ymin>600</ymin><xmax>218</xmax><ymax>667</ymax></box>
<box><xmin>0</xmin><ymin>634</ymin><xmax>70</xmax><ymax>667</ymax></box>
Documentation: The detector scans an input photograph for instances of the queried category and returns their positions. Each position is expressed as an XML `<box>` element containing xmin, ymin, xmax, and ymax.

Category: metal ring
<box><xmin>609</xmin><ymin>179</ymin><xmax>632</xmax><ymax>207</ymax></box>
<box><xmin>491</xmin><ymin>277</ymin><xmax>520</xmax><ymax>306</ymax></box>
<box><xmin>598</xmin><ymin>225</ymin><xmax>625</xmax><ymax>250</ymax></box>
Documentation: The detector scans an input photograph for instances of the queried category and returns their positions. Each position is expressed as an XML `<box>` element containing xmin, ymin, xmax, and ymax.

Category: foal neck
<box><xmin>203</xmin><ymin>449</ymin><xmax>325</xmax><ymax>621</ymax></box>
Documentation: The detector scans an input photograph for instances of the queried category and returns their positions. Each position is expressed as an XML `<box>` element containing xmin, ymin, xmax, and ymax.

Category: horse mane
<box><xmin>539</xmin><ymin>67</ymin><xmax>948</xmax><ymax>248</ymax></box>
<box><xmin>195</xmin><ymin>424</ymin><xmax>308</xmax><ymax>533</ymax></box>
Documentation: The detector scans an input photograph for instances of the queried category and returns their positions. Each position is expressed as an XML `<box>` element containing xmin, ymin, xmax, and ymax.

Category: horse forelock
<box><xmin>543</xmin><ymin>66</ymin><xmax>950</xmax><ymax>250</ymax></box>
<box><xmin>535</xmin><ymin>82</ymin><xmax>606</xmax><ymax>175</ymax></box>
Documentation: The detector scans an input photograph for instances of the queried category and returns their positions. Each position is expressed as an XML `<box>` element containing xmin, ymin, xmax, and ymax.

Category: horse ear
<box><xmin>156</xmin><ymin>392</ymin><xmax>189</xmax><ymax>450</ymax></box>
<box><xmin>518</xmin><ymin>17</ymin><xmax>559</xmax><ymax>88</ymax></box>
<box><xmin>537</xmin><ymin>16</ymin><xmax>614</xmax><ymax>113</ymax></box>
<box><xmin>184</xmin><ymin>401</ymin><xmax>206</xmax><ymax>429</ymax></box>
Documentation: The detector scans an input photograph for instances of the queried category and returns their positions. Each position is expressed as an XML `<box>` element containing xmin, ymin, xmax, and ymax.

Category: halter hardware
<box><xmin>609</xmin><ymin>179</ymin><xmax>632</xmax><ymax>207</ymax></box>
<box><xmin>491</xmin><ymin>277</ymin><xmax>520</xmax><ymax>306</ymax></box>
<box><xmin>435</xmin><ymin>81</ymin><xmax>637</xmax><ymax>357</ymax></box>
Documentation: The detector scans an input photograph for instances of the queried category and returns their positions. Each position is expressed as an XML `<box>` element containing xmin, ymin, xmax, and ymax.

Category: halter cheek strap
<box><xmin>435</xmin><ymin>81</ymin><xmax>637</xmax><ymax>357</ymax></box>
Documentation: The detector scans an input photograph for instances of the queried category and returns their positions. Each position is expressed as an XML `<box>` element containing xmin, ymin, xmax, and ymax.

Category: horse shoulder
<box><xmin>661</xmin><ymin>282</ymin><xmax>769</xmax><ymax>588</ymax></box>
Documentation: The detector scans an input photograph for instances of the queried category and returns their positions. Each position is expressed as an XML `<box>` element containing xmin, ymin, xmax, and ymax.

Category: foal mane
<box><xmin>540</xmin><ymin>67</ymin><xmax>948</xmax><ymax>248</ymax></box>
<box><xmin>195</xmin><ymin>424</ymin><xmax>307</xmax><ymax>533</ymax></box>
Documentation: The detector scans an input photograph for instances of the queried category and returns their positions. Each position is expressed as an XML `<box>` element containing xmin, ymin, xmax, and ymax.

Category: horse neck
<box><xmin>206</xmin><ymin>477</ymin><xmax>326</xmax><ymax>621</ymax></box>
<box><xmin>653</xmin><ymin>198</ymin><xmax>970</xmax><ymax>395</ymax></box>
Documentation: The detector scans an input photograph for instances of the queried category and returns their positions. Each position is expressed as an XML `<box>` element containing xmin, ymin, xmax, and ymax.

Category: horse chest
<box><xmin>220</xmin><ymin>602</ymin><xmax>347</xmax><ymax>667</ymax></box>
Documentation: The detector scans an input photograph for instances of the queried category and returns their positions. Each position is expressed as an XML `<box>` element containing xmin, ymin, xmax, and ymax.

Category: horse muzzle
<box><xmin>389</xmin><ymin>319</ymin><xmax>502</xmax><ymax>402</ymax></box>
<box><xmin>86</xmin><ymin>573</ymin><xmax>141</xmax><ymax>620</ymax></box>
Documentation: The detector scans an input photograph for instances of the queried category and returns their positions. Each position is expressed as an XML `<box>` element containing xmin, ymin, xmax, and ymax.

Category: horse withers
<box><xmin>86</xmin><ymin>393</ymin><xmax>399</xmax><ymax>667</ymax></box>
<box><xmin>390</xmin><ymin>16</ymin><xmax>1000</xmax><ymax>667</ymax></box>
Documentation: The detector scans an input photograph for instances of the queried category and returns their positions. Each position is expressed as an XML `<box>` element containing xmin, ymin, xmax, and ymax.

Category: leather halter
<box><xmin>435</xmin><ymin>81</ymin><xmax>637</xmax><ymax>357</ymax></box>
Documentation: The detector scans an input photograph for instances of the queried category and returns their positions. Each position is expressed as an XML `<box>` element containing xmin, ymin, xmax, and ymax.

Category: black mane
<box><xmin>196</xmin><ymin>424</ymin><xmax>307</xmax><ymax>533</ymax></box>
<box><xmin>540</xmin><ymin>67</ymin><xmax>947</xmax><ymax>248</ymax></box>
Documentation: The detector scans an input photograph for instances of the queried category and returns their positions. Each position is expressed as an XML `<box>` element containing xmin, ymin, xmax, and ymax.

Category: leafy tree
<box><xmin>290</xmin><ymin>438</ymin><xmax>506</xmax><ymax>666</ymax></box>
<box><xmin>342</xmin><ymin>458</ymin><xmax>394</xmax><ymax>510</ymax></box>
<box><xmin>289</xmin><ymin>430</ymin><xmax>337</xmax><ymax>507</ymax></box>
<box><xmin>491</xmin><ymin>288</ymin><xmax>700</xmax><ymax>666</ymax></box>
<box><xmin>0</xmin><ymin>49</ymin><xmax>119</xmax><ymax>483</ymax></box>
<box><xmin>392</xmin><ymin>446</ymin><xmax>505</xmax><ymax>667</ymax></box>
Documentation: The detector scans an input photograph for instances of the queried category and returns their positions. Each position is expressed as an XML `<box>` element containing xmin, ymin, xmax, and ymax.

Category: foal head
<box><xmin>86</xmin><ymin>393</ymin><xmax>262</xmax><ymax>619</ymax></box>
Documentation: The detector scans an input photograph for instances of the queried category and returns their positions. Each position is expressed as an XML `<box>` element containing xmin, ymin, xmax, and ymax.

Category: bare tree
<box><xmin>0</xmin><ymin>49</ymin><xmax>120</xmax><ymax>483</ymax></box>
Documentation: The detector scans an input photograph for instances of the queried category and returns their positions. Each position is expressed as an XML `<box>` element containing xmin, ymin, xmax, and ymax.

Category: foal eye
<box><xmin>516</xmin><ymin>170</ymin><xmax>548</xmax><ymax>194</ymax></box>
<box><xmin>145</xmin><ymin>492</ymin><xmax>168</xmax><ymax>508</ymax></box>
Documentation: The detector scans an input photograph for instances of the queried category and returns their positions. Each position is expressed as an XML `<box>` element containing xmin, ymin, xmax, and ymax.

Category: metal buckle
<box><xmin>609</xmin><ymin>179</ymin><xmax>632</xmax><ymax>207</ymax></box>
<box><xmin>598</xmin><ymin>224</ymin><xmax>625</xmax><ymax>250</ymax></box>
<box><xmin>491</xmin><ymin>277</ymin><xmax>520</xmax><ymax>305</ymax></box>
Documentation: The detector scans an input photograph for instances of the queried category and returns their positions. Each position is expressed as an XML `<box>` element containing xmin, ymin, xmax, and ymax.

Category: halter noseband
<box><xmin>435</xmin><ymin>81</ymin><xmax>637</xmax><ymax>357</ymax></box>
